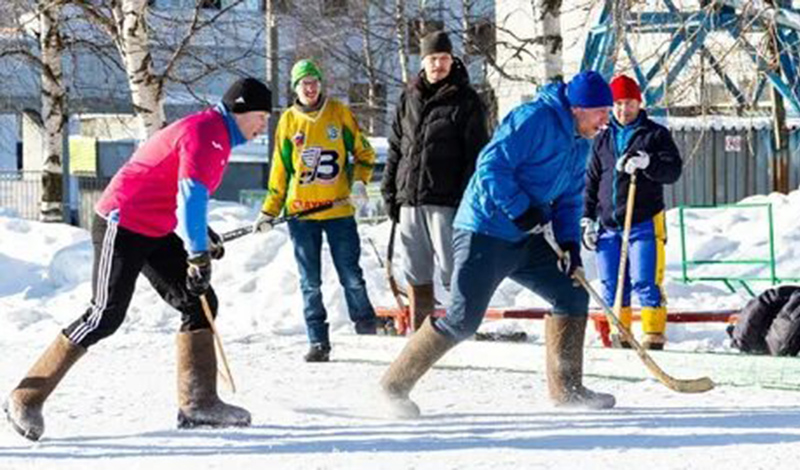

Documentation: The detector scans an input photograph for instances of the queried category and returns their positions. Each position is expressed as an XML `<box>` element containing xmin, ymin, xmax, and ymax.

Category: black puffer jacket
<box><xmin>381</xmin><ymin>58</ymin><xmax>489</xmax><ymax>208</ymax></box>
<box><xmin>584</xmin><ymin>111</ymin><xmax>682</xmax><ymax>229</ymax></box>
<box><xmin>731</xmin><ymin>285</ymin><xmax>800</xmax><ymax>356</ymax></box>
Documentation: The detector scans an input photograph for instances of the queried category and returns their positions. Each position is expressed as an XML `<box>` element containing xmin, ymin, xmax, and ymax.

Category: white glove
<box><xmin>252</xmin><ymin>212</ymin><xmax>276</xmax><ymax>234</ymax></box>
<box><xmin>351</xmin><ymin>181</ymin><xmax>369</xmax><ymax>209</ymax></box>
<box><xmin>530</xmin><ymin>220</ymin><xmax>552</xmax><ymax>236</ymax></box>
<box><xmin>580</xmin><ymin>217</ymin><xmax>598</xmax><ymax>251</ymax></box>
<box><xmin>616</xmin><ymin>150</ymin><xmax>650</xmax><ymax>175</ymax></box>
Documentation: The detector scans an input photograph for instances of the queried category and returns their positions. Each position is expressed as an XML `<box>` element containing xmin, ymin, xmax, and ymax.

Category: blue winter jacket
<box><xmin>454</xmin><ymin>82</ymin><xmax>590</xmax><ymax>244</ymax></box>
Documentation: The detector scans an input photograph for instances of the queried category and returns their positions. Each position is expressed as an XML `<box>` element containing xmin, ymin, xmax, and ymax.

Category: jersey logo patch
<box><xmin>293</xmin><ymin>131</ymin><xmax>305</xmax><ymax>147</ymax></box>
<box><xmin>211</xmin><ymin>141</ymin><xmax>223</xmax><ymax>151</ymax></box>
<box><xmin>299</xmin><ymin>146</ymin><xmax>341</xmax><ymax>186</ymax></box>
<box><xmin>327</xmin><ymin>125</ymin><xmax>339</xmax><ymax>141</ymax></box>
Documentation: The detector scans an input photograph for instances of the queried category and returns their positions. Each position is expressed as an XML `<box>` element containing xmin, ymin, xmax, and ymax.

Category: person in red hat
<box><xmin>581</xmin><ymin>74</ymin><xmax>683</xmax><ymax>350</ymax></box>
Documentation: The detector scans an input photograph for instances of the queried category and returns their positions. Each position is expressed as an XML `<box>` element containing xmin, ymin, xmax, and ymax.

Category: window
<box><xmin>321</xmin><ymin>0</ymin><xmax>347</xmax><ymax>16</ymax></box>
<box><xmin>199</xmin><ymin>0</ymin><xmax>221</xmax><ymax>9</ymax></box>
<box><xmin>466</xmin><ymin>20</ymin><xmax>496</xmax><ymax>60</ymax></box>
<box><xmin>407</xmin><ymin>19</ymin><xmax>445</xmax><ymax>55</ymax></box>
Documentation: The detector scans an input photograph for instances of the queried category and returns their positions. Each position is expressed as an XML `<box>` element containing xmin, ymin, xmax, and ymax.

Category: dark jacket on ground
<box><xmin>583</xmin><ymin>111</ymin><xmax>682</xmax><ymax>229</ymax></box>
<box><xmin>731</xmin><ymin>285</ymin><xmax>800</xmax><ymax>356</ymax></box>
<box><xmin>381</xmin><ymin>58</ymin><xmax>489</xmax><ymax>209</ymax></box>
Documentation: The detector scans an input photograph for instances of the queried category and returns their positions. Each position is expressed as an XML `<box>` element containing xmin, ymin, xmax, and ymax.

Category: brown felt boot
<box><xmin>176</xmin><ymin>329</ymin><xmax>251</xmax><ymax>429</ymax></box>
<box><xmin>380</xmin><ymin>317</ymin><xmax>456</xmax><ymax>418</ymax></box>
<box><xmin>3</xmin><ymin>333</ymin><xmax>86</xmax><ymax>441</ymax></box>
<box><xmin>408</xmin><ymin>283</ymin><xmax>435</xmax><ymax>332</ymax></box>
<box><xmin>545</xmin><ymin>315</ymin><xmax>616</xmax><ymax>410</ymax></box>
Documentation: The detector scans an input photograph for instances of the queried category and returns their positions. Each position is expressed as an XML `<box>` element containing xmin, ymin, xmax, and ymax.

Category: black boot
<box><xmin>304</xmin><ymin>343</ymin><xmax>331</xmax><ymax>362</ymax></box>
<box><xmin>545</xmin><ymin>315</ymin><xmax>616</xmax><ymax>410</ymax></box>
<box><xmin>355</xmin><ymin>319</ymin><xmax>377</xmax><ymax>335</ymax></box>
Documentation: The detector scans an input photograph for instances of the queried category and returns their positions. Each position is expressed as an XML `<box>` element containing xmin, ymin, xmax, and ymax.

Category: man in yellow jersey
<box><xmin>253</xmin><ymin>59</ymin><xmax>377</xmax><ymax>362</ymax></box>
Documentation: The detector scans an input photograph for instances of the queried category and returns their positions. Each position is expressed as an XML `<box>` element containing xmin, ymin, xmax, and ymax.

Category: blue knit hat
<box><xmin>566</xmin><ymin>71</ymin><xmax>613</xmax><ymax>108</ymax></box>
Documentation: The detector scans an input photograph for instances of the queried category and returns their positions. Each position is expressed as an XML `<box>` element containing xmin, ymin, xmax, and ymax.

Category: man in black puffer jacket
<box><xmin>729</xmin><ymin>285</ymin><xmax>800</xmax><ymax>356</ymax></box>
<box><xmin>381</xmin><ymin>30</ymin><xmax>489</xmax><ymax>331</ymax></box>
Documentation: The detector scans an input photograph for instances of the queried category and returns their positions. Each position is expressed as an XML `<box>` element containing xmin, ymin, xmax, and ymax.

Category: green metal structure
<box><xmin>677</xmin><ymin>203</ymin><xmax>800</xmax><ymax>296</ymax></box>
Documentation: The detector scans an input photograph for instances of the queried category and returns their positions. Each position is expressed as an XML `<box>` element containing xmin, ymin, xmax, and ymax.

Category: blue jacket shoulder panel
<box><xmin>455</xmin><ymin>83</ymin><xmax>589</xmax><ymax>243</ymax></box>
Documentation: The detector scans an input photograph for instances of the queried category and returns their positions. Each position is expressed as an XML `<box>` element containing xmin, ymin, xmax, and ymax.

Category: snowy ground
<box><xmin>2</xmin><ymin>191</ymin><xmax>800</xmax><ymax>469</ymax></box>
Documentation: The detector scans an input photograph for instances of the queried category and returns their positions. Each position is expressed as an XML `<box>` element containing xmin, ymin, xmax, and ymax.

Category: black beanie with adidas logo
<box><xmin>222</xmin><ymin>77</ymin><xmax>272</xmax><ymax>114</ymax></box>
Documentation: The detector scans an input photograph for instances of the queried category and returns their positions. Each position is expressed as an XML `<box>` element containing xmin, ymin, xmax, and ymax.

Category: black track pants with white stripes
<box><xmin>63</xmin><ymin>213</ymin><xmax>218</xmax><ymax>349</ymax></box>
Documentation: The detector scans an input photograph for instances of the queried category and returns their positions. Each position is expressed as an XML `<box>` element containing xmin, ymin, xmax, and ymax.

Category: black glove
<box><xmin>556</xmin><ymin>241</ymin><xmax>582</xmax><ymax>277</ymax></box>
<box><xmin>386</xmin><ymin>199</ymin><xmax>400</xmax><ymax>223</ymax></box>
<box><xmin>513</xmin><ymin>204</ymin><xmax>552</xmax><ymax>234</ymax></box>
<box><xmin>186</xmin><ymin>252</ymin><xmax>212</xmax><ymax>296</ymax></box>
<box><xmin>207</xmin><ymin>227</ymin><xmax>225</xmax><ymax>260</ymax></box>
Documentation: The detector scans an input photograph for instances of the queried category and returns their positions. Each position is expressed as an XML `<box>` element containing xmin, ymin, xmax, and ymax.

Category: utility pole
<box><xmin>264</xmin><ymin>0</ymin><xmax>279</xmax><ymax>187</ymax></box>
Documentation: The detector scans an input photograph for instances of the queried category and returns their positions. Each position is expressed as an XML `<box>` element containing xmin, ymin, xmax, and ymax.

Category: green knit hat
<box><xmin>291</xmin><ymin>59</ymin><xmax>323</xmax><ymax>89</ymax></box>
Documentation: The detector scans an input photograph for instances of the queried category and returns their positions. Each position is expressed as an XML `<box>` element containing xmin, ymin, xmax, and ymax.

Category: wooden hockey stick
<box><xmin>610</xmin><ymin>172</ymin><xmax>638</xmax><ymax>342</ymax></box>
<box><xmin>386</xmin><ymin>220</ymin><xmax>409</xmax><ymax>332</ymax></box>
<box><xmin>200</xmin><ymin>294</ymin><xmax>236</xmax><ymax>394</ymax></box>
<box><xmin>220</xmin><ymin>197</ymin><xmax>352</xmax><ymax>243</ymax></box>
<box><xmin>543</xmin><ymin>228</ymin><xmax>715</xmax><ymax>393</ymax></box>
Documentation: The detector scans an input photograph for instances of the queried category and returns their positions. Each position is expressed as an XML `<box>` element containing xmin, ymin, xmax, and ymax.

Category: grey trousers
<box><xmin>399</xmin><ymin>205</ymin><xmax>456</xmax><ymax>289</ymax></box>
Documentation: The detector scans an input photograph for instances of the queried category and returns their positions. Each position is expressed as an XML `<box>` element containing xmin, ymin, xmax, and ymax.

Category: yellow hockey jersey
<box><xmin>261</xmin><ymin>98</ymin><xmax>375</xmax><ymax>220</ymax></box>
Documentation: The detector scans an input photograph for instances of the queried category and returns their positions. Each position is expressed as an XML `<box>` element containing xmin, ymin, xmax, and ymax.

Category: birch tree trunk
<box><xmin>111</xmin><ymin>0</ymin><xmax>165</xmax><ymax>138</ymax></box>
<box><xmin>39</xmin><ymin>0</ymin><xmax>66</xmax><ymax>222</ymax></box>
<box><xmin>461</xmin><ymin>0</ymin><xmax>473</xmax><ymax>67</ymax></box>
<box><xmin>360</xmin><ymin>0</ymin><xmax>377</xmax><ymax>134</ymax></box>
<box><xmin>539</xmin><ymin>0</ymin><xmax>563</xmax><ymax>83</ymax></box>
<box><xmin>394</xmin><ymin>0</ymin><xmax>409</xmax><ymax>84</ymax></box>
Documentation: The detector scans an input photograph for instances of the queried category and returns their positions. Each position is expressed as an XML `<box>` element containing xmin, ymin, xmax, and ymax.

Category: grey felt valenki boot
<box><xmin>4</xmin><ymin>333</ymin><xmax>86</xmax><ymax>441</ymax></box>
<box><xmin>380</xmin><ymin>317</ymin><xmax>456</xmax><ymax>418</ymax></box>
<box><xmin>545</xmin><ymin>315</ymin><xmax>616</xmax><ymax>410</ymax></box>
<box><xmin>176</xmin><ymin>329</ymin><xmax>251</xmax><ymax>428</ymax></box>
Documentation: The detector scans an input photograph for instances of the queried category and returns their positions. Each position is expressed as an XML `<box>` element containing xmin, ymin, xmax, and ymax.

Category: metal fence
<box><xmin>4</xmin><ymin>120</ymin><xmax>800</xmax><ymax>227</ymax></box>
<box><xmin>664</xmin><ymin>120</ymin><xmax>800</xmax><ymax>208</ymax></box>
<box><xmin>0</xmin><ymin>171</ymin><xmax>109</xmax><ymax>228</ymax></box>
<box><xmin>0</xmin><ymin>171</ymin><xmax>42</xmax><ymax>220</ymax></box>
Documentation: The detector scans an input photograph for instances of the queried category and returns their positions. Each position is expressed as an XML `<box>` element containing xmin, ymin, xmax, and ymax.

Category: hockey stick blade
<box><xmin>543</xmin><ymin>229</ymin><xmax>715</xmax><ymax>393</ymax></box>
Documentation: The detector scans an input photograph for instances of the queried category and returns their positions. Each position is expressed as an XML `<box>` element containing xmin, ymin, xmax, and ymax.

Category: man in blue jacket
<box><xmin>380</xmin><ymin>71</ymin><xmax>616</xmax><ymax>418</ymax></box>
<box><xmin>581</xmin><ymin>75</ymin><xmax>682</xmax><ymax>350</ymax></box>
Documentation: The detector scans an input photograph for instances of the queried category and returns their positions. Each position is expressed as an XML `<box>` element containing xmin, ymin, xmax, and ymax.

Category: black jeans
<box><xmin>63</xmin><ymin>213</ymin><xmax>217</xmax><ymax>348</ymax></box>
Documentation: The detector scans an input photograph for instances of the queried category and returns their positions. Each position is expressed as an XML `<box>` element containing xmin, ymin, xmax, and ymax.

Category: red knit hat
<box><xmin>610</xmin><ymin>75</ymin><xmax>642</xmax><ymax>102</ymax></box>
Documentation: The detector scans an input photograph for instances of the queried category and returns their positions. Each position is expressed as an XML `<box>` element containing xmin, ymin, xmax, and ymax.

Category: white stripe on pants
<box><xmin>398</xmin><ymin>205</ymin><xmax>456</xmax><ymax>289</ymax></box>
<box><xmin>68</xmin><ymin>218</ymin><xmax>118</xmax><ymax>345</ymax></box>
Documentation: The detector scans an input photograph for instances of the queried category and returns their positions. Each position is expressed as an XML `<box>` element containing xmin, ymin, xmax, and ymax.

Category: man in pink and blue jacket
<box><xmin>4</xmin><ymin>77</ymin><xmax>271</xmax><ymax>441</ymax></box>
